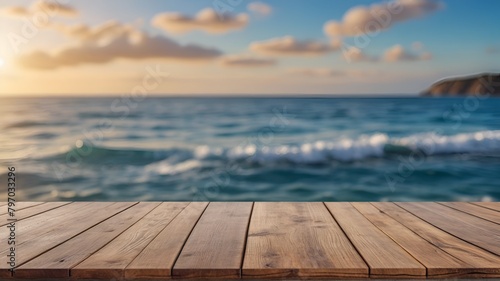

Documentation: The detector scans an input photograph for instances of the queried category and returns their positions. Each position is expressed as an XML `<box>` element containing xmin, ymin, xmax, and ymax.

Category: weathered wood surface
<box><xmin>396</xmin><ymin>202</ymin><xmax>500</xmax><ymax>256</ymax></box>
<box><xmin>325</xmin><ymin>202</ymin><xmax>425</xmax><ymax>279</ymax></box>
<box><xmin>0</xmin><ymin>201</ymin><xmax>499</xmax><ymax>279</ymax></box>
<box><xmin>125</xmin><ymin>202</ymin><xmax>208</xmax><ymax>279</ymax></box>
<box><xmin>352</xmin><ymin>203</ymin><xmax>481</xmax><ymax>278</ymax></box>
<box><xmin>72</xmin><ymin>202</ymin><xmax>185</xmax><ymax>279</ymax></box>
<box><xmin>440</xmin><ymin>202</ymin><xmax>500</xmax><ymax>225</ymax></box>
<box><xmin>472</xmin><ymin>202</ymin><xmax>500</xmax><ymax>212</ymax></box>
<box><xmin>243</xmin><ymin>202</ymin><xmax>368</xmax><ymax>279</ymax></box>
<box><xmin>172</xmin><ymin>202</ymin><xmax>253</xmax><ymax>279</ymax></box>
<box><xmin>16</xmin><ymin>202</ymin><xmax>159</xmax><ymax>278</ymax></box>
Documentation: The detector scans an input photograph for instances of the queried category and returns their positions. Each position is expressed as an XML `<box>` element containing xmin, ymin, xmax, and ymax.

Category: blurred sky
<box><xmin>0</xmin><ymin>0</ymin><xmax>499</xmax><ymax>95</ymax></box>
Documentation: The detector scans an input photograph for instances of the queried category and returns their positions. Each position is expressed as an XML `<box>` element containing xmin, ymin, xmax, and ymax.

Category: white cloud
<box><xmin>0</xmin><ymin>0</ymin><xmax>78</xmax><ymax>18</ymax></box>
<box><xmin>152</xmin><ymin>8</ymin><xmax>248</xmax><ymax>34</ymax></box>
<box><xmin>342</xmin><ymin>44</ymin><xmax>432</xmax><ymax>63</ymax></box>
<box><xmin>324</xmin><ymin>0</ymin><xmax>443</xmax><ymax>37</ymax></box>
<box><xmin>247</xmin><ymin>2</ymin><xmax>272</xmax><ymax>16</ymax></box>
<box><xmin>48</xmin><ymin>20</ymin><xmax>139</xmax><ymax>43</ymax></box>
<box><xmin>343</xmin><ymin>47</ymin><xmax>378</xmax><ymax>62</ymax></box>
<box><xmin>1</xmin><ymin>6</ymin><xmax>30</xmax><ymax>17</ymax></box>
<box><xmin>250</xmin><ymin>36</ymin><xmax>337</xmax><ymax>56</ymax></box>
<box><xmin>32</xmin><ymin>0</ymin><xmax>78</xmax><ymax>17</ymax></box>
<box><xmin>219</xmin><ymin>55</ymin><xmax>277</xmax><ymax>67</ymax></box>
<box><xmin>17</xmin><ymin>30</ymin><xmax>223</xmax><ymax>70</ymax></box>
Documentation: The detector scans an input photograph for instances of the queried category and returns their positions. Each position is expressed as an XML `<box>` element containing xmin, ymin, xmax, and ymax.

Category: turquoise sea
<box><xmin>1</xmin><ymin>97</ymin><xmax>499</xmax><ymax>201</ymax></box>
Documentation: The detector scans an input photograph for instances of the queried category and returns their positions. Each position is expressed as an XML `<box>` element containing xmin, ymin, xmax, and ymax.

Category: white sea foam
<box><xmin>194</xmin><ymin>145</ymin><xmax>224</xmax><ymax>159</ymax></box>
<box><xmin>396</xmin><ymin>130</ymin><xmax>500</xmax><ymax>155</ymax></box>
<box><xmin>144</xmin><ymin>159</ymin><xmax>202</xmax><ymax>175</ymax></box>
<box><xmin>227</xmin><ymin>133</ymin><xmax>389</xmax><ymax>163</ymax></box>
<box><xmin>193</xmin><ymin>130</ymin><xmax>500</xmax><ymax>163</ymax></box>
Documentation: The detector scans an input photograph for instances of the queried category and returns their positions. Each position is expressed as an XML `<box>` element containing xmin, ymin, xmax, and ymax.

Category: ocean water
<box><xmin>1</xmin><ymin>97</ymin><xmax>499</xmax><ymax>202</ymax></box>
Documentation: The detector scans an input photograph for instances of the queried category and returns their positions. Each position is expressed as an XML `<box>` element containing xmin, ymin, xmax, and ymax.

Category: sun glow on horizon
<box><xmin>0</xmin><ymin>0</ymin><xmax>498</xmax><ymax>95</ymax></box>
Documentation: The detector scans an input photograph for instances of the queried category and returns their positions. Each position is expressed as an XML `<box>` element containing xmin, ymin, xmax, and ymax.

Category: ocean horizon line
<box><xmin>0</xmin><ymin>93</ymin><xmax>488</xmax><ymax>99</ymax></box>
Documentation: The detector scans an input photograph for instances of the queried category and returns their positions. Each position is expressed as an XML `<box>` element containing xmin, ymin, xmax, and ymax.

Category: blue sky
<box><xmin>0</xmin><ymin>0</ymin><xmax>499</xmax><ymax>95</ymax></box>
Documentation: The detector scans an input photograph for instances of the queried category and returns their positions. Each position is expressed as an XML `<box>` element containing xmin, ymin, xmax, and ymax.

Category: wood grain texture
<box><xmin>125</xmin><ymin>202</ymin><xmax>209</xmax><ymax>279</ymax></box>
<box><xmin>0</xmin><ymin>202</ymin><xmax>134</xmax><ymax>277</ymax></box>
<box><xmin>0</xmin><ymin>202</ymin><xmax>46</xmax><ymax>215</ymax></box>
<box><xmin>0</xmin><ymin>202</ymin><xmax>499</xmax><ymax>280</ymax></box>
<box><xmin>15</xmin><ymin>202</ymin><xmax>159</xmax><ymax>278</ymax></box>
<box><xmin>0</xmin><ymin>202</ymin><xmax>99</xmax><ymax>278</ymax></box>
<box><xmin>396</xmin><ymin>202</ymin><xmax>500</xmax><ymax>256</ymax></box>
<box><xmin>439</xmin><ymin>202</ymin><xmax>500</xmax><ymax>225</ymax></box>
<box><xmin>13</xmin><ymin>202</ymin><xmax>46</xmax><ymax>209</ymax></box>
<box><xmin>71</xmin><ymin>202</ymin><xmax>188</xmax><ymax>279</ymax></box>
<box><xmin>373</xmin><ymin>202</ymin><xmax>500</xmax><ymax>277</ymax></box>
<box><xmin>471</xmin><ymin>202</ymin><xmax>500</xmax><ymax>212</ymax></box>
<box><xmin>0</xmin><ymin>202</ymin><xmax>71</xmax><ymax>226</ymax></box>
<box><xmin>1</xmin><ymin>202</ymin><xmax>95</xmax><ymax>240</ymax></box>
<box><xmin>243</xmin><ymin>202</ymin><xmax>368</xmax><ymax>279</ymax></box>
<box><xmin>325</xmin><ymin>202</ymin><xmax>425</xmax><ymax>279</ymax></box>
<box><xmin>352</xmin><ymin>203</ymin><xmax>475</xmax><ymax>278</ymax></box>
<box><xmin>173</xmin><ymin>202</ymin><xmax>253</xmax><ymax>279</ymax></box>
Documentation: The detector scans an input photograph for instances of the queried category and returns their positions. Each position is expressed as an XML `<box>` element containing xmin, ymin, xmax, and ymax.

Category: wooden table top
<box><xmin>1</xmin><ymin>201</ymin><xmax>499</xmax><ymax>279</ymax></box>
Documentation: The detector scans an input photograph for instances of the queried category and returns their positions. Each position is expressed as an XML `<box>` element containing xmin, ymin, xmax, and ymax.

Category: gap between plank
<box><xmin>470</xmin><ymin>202</ymin><xmax>500</xmax><ymax>213</ymax></box>
<box><xmin>122</xmin><ymin>202</ymin><xmax>193</xmax><ymax>272</ymax></box>
<box><xmin>350</xmin><ymin>203</ymin><xmax>429</xmax><ymax>277</ymax></box>
<box><xmin>368</xmin><ymin>203</ymin><xmax>468</xmax><ymax>266</ymax></box>
<box><xmin>239</xmin><ymin>201</ymin><xmax>255</xmax><ymax>278</ymax></box>
<box><xmin>13</xmin><ymin>202</ymin><xmax>140</xmax><ymax>273</ymax></box>
<box><xmin>169</xmin><ymin>201</ymin><xmax>211</xmax><ymax>277</ymax></box>
<box><xmin>395</xmin><ymin>202</ymin><xmax>500</xmax><ymax>259</ymax></box>
<box><xmin>322</xmin><ymin>202</ymin><xmax>371</xmax><ymax>277</ymax></box>
<box><xmin>66</xmin><ymin>202</ymin><xmax>162</xmax><ymax>276</ymax></box>
<box><xmin>0</xmin><ymin>202</ymin><xmax>73</xmax><ymax>227</ymax></box>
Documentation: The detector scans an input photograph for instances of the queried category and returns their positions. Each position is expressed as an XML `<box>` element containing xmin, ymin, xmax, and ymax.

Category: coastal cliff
<box><xmin>421</xmin><ymin>73</ymin><xmax>500</xmax><ymax>96</ymax></box>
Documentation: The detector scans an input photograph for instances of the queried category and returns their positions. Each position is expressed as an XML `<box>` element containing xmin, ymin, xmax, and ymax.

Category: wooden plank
<box><xmin>373</xmin><ymin>202</ymin><xmax>500</xmax><ymax>277</ymax></box>
<box><xmin>15</xmin><ymin>202</ymin><xmax>160</xmax><ymax>279</ymax></box>
<box><xmin>471</xmin><ymin>202</ymin><xmax>500</xmax><ymax>212</ymax></box>
<box><xmin>0</xmin><ymin>202</ymin><xmax>46</xmax><ymax>215</ymax></box>
<box><xmin>125</xmin><ymin>202</ymin><xmax>209</xmax><ymax>279</ymax></box>
<box><xmin>243</xmin><ymin>202</ymin><xmax>368</xmax><ymax>279</ymax></box>
<box><xmin>0</xmin><ymin>202</ymin><xmax>135</xmax><ymax>278</ymax></box>
<box><xmin>1</xmin><ymin>201</ymin><xmax>499</xmax><ymax>280</ymax></box>
<box><xmin>439</xmin><ymin>202</ymin><xmax>500</xmax><ymax>225</ymax></box>
<box><xmin>352</xmin><ymin>203</ymin><xmax>476</xmax><ymax>278</ymax></box>
<box><xmin>12</xmin><ymin>202</ymin><xmax>45</xmax><ymax>209</ymax></box>
<box><xmin>0</xmin><ymin>202</ymin><xmax>110</xmax><ymax>250</ymax></box>
<box><xmin>0</xmin><ymin>202</ymin><xmax>126</xmax><ymax>252</ymax></box>
<box><xmin>325</xmin><ymin>202</ymin><xmax>425</xmax><ymax>279</ymax></box>
<box><xmin>1</xmin><ymin>202</ymin><xmax>94</xmax><ymax>239</ymax></box>
<box><xmin>71</xmin><ymin>202</ymin><xmax>189</xmax><ymax>279</ymax></box>
<box><xmin>0</xmin><ymin>202</ymin><xmax>71</xmax><ymax>226</ymax></box>
<box><xmin>0</xmin><ymin>202</ymin><xmax>94</xmax><ymax>278</ymax></box>
<box><xmin>396</xmin><ymin>202</ymin><xmax>500</xmax><ymax>256</ymax></box>
<box><xmin>173</xmin><ymin>202</ymin><xmax>253</xmax><ymax>279</ymax></box>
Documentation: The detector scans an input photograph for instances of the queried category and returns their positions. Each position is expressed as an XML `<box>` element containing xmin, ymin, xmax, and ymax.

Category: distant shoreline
<box><xmin>421</xmin><ymin>73</ymin><xmax>500</xmax><ymax>97</ymax></box>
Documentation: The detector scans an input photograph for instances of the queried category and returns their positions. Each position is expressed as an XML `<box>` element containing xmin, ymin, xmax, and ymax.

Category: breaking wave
<box><xmin>196</xmin><ymin>130</ymin><xmax>500</xmax><ymax>163</ymax></box>
<box><xmin>49</xmin><ymin>130</ymin><xmax>500</xmax><ymax>166</ymax></box>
